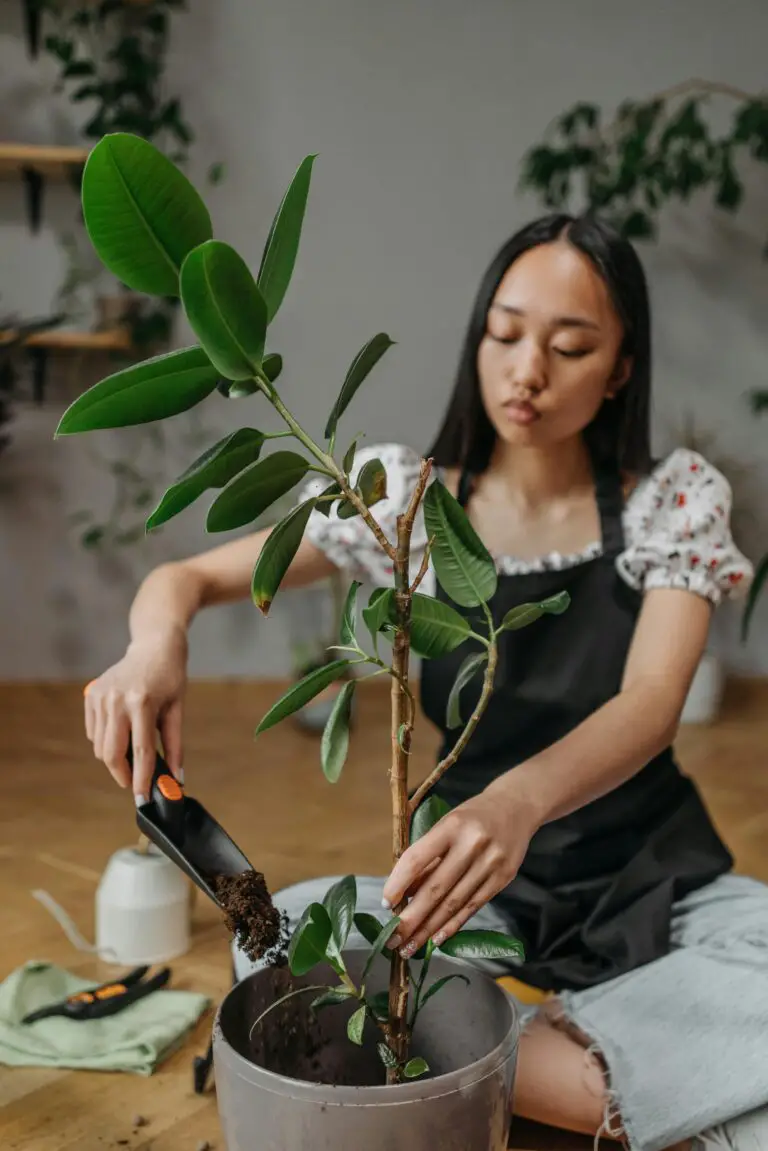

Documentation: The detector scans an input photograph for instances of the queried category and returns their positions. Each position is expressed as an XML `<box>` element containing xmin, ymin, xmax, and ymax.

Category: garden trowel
<box><xmin>129</xmin><ymin>744</ymin><xmax>253</xmax><ymax>911</ymax></box>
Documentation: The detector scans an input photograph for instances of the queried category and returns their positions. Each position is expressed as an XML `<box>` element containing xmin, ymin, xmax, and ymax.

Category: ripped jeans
<box><xmin>232</xmin><ymin>873</ymin><xmax>768</xmax><ymax>1151</ymax></box>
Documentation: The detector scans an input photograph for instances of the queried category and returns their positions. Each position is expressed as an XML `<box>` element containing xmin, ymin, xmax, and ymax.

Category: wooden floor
<box><xmin>2</xmin><ymin>678</ymin><xmax>768</xmax><ymax>1151</ymax></box>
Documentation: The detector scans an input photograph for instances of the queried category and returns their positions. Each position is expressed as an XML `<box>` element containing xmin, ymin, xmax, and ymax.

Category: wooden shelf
<box><xmin>0</xmin><ymin>143</ymin><xmax>89</xmax><ymax>179</ymax></box>
<box><xmin>0</xmin><ymin>328</ymin><xmax>131</xmax><ymax>353</ymax></box>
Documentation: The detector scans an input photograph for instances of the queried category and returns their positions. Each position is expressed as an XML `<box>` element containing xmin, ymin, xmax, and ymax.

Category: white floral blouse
<box><xmin>297</xmin><ymin>443</ymin><xmax>754</xmax><ymax>607</ymax></box>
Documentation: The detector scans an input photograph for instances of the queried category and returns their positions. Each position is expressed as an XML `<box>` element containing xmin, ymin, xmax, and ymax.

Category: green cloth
<box><xmin>0</xmin><ymin>961</ymin><xmax>210</xmax><ymax>1076</ymax></box>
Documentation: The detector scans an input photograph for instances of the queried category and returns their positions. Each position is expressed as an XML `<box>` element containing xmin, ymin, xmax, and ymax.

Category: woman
<box><xmin>84</xmin><ymin>216</ymin><xmax>767</xmax><ymax>1151</ymax></box>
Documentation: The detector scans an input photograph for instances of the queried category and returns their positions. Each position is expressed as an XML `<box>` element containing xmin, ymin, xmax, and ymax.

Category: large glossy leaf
<box><xmin>255</xmin><ymin>659</ymin><xmax>351</xmax><ymax>734</ymax></box>
<box><xmin>310</xmin><ymin>988</ymin><xmax>356</xmax><ymax>1012</ymax></box>
<box><xmin>288</xmin><ymin>902</ymin><xmax>333</xmax><ymax>976</ymax></box>
<box><xmin>437</xmin><ymin>929</ymin><xmax>525</xmax><ymax>962</ymax></box>
<box><xmin>423</xmin><ymin>481</ymin><xmax>497</xmax><ymax>607</ymax></box>
<box><xmin>400</xmin><ymin>593</ymin><xmax>471</xmax><ymax>659</ymax></box>
<box><xmin>315</xmin><ymin>481</ymin><xmax>342</xmax><ymax>518</ymax></box>
<box><xmin>206</xmin><ymin>450</ymin><xmax>309</xmax><ymax>532</ymax></box>
<box><xmin>354</xmin><ymin>912</ymin><xmax>384</xmax><ymax>946</ymax></box>
<box><xmin>257</xmin><ymin>154</ymin><xmax>316</xmax><ymax>323</ymax></box>
<box><xmin>81</xmin><ymin>133</ymin><xmax>212</xmax><ymax>297</ymax></box>
<box><xmin>251</xmin><ymin>499</ymin><xmax>317</xmax><ymax>615</ymax></box>
<box><xmin>446</xmin><ymin>651</ymin><xmax>487</xmax><ymax>729</ymax></box>
<box><xmin>362</xmin><ymin>916</ymin><xmax>401</xmax><ymax>981</ymax></box>
<box><xmin>55</xmin><ymin>346</ymin><xmax>219</xmax><ymax>436</ymax></box>
<box><xmin>501</xmin><ymin>591</ymin><xmax>570</xmax><ymax>632</ymax></box>
<box><xmin>742</xmin><ymin>554</ymin><xmax>768</xmax><ymax>640</ymax></box>
<box><xmin>324</xmin><ymin>333</ymin><xmax>395</xmax><ymax>439</ymax></box>
<box><xmin>358</xmin><ymin>457</ymin><xmax>387</xmax><ymax>506</ymax></box>
<box><xmin>410</xmin><ymin>795</ymin><xmax>451</xmax><ymax>844</ymax></box>
<box><xmin>146</xmin><ymin>428</ymin><xmax>266</xmax><ymax>530</ymax></box>
<box><xmin>339</xmin><ymin>580</ymin><xmax>361</xmax><ymax>645</ymax></box>
<box><xmin>321</xmin><ymin>680</ymin><xmax>355</xmax><ymax>783</ymax></box>
<box><xmin>323</xmin><ymin>875</ymin><xmax>357</xmax><ymax>953</ymax></box>
<box><xmin>362</xmin><ymin>588</ymin><xmax>395</xmax><ymax>644</ymax></box>
<box><xmin>180</xmin><ymin>240</ymin><xmax>268</xmax><ymax>380</ymax></box>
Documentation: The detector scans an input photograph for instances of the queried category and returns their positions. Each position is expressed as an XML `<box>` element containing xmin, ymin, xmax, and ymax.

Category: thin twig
<box><xmin>410</xmin><ymin>534</ymin><xmax>435</xmax><ymax>594</ymax></box>
<box><xmin>408</xmin><ymin>634</ymin><xmax>498</xmax><ymax>814</ymax></box>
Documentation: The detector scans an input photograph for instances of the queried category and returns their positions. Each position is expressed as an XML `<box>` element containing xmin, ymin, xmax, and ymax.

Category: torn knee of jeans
<box><xmin>538</xmin><ymin>1000</ymin><xmax>628</xmax><ymax>1148</ymax></box>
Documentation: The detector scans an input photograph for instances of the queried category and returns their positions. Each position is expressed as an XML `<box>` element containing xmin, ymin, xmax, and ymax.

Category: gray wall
<box><xmin>1</xmin><ymin>0</ymin><xmax>767</xmax><ymax>680</ymax></box>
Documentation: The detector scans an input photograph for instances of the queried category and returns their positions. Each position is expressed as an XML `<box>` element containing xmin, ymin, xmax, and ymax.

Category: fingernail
<box><xmin>388</xmin><ymin>934</ymin><xmax>402</xmax><ymax>950</ymax></box>
<box><xmin>400</xmin><ymin>941</ymin><xmax>418</xmax><ymax>960</ymax></box>
<box><xmin>381</xmin><ymin>897</ymin><xmax>391</xmax><ymax>910</ymax></box>
<box><xmin>134</xmin><ymin>794</ymin><xmax>148</xmax><ymax>808</ymax></box>
<box><xmin>432</xmin><ymin>931</ymin><xmax>446</xmax><ymax>948</ymax></box>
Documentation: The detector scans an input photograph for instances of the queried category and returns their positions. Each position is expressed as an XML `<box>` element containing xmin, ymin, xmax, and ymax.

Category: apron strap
<box><xmin>595</xmin><ymin>465</ymin><xmax>626</xmax><ymax>558</ymax></box>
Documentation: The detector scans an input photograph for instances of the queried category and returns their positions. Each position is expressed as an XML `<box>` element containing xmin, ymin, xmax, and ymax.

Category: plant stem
<box><xmin>385</xmin><ymin>458</ymin><xmax>432</xmax><ymax>1083</ymax></box>
<box><xmin>408</xmin><ymin>602</ymin><xmax>498</xmax><ymax>815</ymax></box>
<box><xmin>255</xmin><ymin>371</ymin><xmax>397</xmax><ymax>562</ymax></box>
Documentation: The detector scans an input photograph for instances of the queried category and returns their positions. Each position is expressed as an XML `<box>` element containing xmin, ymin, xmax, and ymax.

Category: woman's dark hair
<box><xmin>428</xmin><ymin>213</ymin><xmax>653</xmax><ymax>477</ymax></box>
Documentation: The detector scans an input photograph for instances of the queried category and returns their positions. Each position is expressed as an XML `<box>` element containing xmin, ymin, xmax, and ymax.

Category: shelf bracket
<box><xmin>28</xmin><ymin>347</ymin><xmax>49</xmax><ymax>403</ymax></box>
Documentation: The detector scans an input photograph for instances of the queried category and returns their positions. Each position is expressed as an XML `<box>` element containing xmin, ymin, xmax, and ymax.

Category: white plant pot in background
<box><xmin>680</xmin><ymin>653</ymin><xmax>724</xmax><ymax>725</ymax></box>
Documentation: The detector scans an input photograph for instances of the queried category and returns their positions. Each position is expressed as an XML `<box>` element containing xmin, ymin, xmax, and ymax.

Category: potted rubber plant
<box><xmin>55</xmin><ymin>133</ymin><xmax>569</xmax><ymax>1150</ymax></box>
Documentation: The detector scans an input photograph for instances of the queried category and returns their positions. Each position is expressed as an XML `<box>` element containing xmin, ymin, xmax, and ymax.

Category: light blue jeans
<box><xmin>233</xmin><ymin>872</ymin><xmax>768</xmax><ymax>1151</ymax></box>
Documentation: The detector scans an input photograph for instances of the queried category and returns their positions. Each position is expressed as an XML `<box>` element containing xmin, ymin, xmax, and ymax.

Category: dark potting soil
<box><xmin>211</xmin><ymin>870</ymin><xmax>289</xmax><ymax>964</ymax></box>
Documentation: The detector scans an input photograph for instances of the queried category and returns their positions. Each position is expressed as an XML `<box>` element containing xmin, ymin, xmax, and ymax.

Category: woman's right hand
<box><xmin>84</xmin><ymin>628</ymin><xmax>188</xmax><ymax>802</ymax></box>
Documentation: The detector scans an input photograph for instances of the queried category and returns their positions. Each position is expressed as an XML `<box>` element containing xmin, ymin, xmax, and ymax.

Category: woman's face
<box><xmin>477</xmin><ymin>240</ymin><xmax>630</xmax><ymax>449</ymax></box>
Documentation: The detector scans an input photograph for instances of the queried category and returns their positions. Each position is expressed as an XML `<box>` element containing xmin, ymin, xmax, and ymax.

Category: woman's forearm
<box><xmin>127</xmin><ymin>562</ymin><xmax>205</xmax><ymax>652</ymax></box>
<box><xmin>487</xmin><ymin>681</ymin><xmax>679</xmax><ymax>830</ymax></box>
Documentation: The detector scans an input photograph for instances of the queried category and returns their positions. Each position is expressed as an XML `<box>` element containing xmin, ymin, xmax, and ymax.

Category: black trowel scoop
<box><xmin>129</xmin><ymin>745</ymin><xmax>253</xmax><ymax>910</ymax></box>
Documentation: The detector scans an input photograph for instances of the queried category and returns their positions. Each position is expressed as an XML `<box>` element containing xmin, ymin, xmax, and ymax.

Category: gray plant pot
<box><xmin>213</xmin><ymin>951</ymin><xmax>519</xmax><ymax>1150</ymax></box>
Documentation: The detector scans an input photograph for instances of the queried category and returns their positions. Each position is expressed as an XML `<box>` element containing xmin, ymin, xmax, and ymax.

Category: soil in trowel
<box><xmin>212</xmin><ymin>870</ymin><xmax>289</xmax><ymax>963</ymax></box>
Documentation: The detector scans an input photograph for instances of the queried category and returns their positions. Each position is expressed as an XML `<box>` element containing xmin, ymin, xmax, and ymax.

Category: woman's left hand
<box><xmin>381</xmin><ymin>787</ymin><xmax>540</xmax><ymax>959</ymax></box>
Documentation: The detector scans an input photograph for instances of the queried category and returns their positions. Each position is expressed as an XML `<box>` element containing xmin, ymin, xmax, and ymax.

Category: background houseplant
<box><xmin>520</xmin><ymin>78</ymin><xmax>768</xmax><ymax>639</ymax></box>
<box><xmin>55</xmin><ymin>132</ymin><xmax>569</xmax><ymax>1139</ymax></box>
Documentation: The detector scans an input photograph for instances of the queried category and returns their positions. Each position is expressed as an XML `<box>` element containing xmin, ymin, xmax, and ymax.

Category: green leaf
<box><xmin>251</xmin><ymin>499</ymin><xmax>318</xmax><ymax>616</ymax></box>
<box><xmin>410</xmin><ymin>795</ymin><xmax>451</xmax><ymax>845</ymax></box>
<box><xmin>324</xmin><ymin>334</ymin><xmax>395</xmax><ymax>439</ymax></box>
<box><xmin>362</xmin><ymin>916</ymin><xmax>401</xmax><ymax>981</ymax></box>
<box><xmin>423</xmin><ymin>481</ymin><xmax>497</xmax><ymax>607</ymax></box>
<box><xmin>262</xmin><ymin>352</ymin><xmax>283</xmax><ymax>382</ymax></box>
<box><xmin>81</xmin><ymin>133</ymin><xmax>213</xmax><ymax>297</ymax></box>
<box><xmin>146</xmin><ymin>428</ymin><xmax>266</xmax><ymax>530</ymax></box>
<box><xmin>403</xmin><ymin>1057</ymin><xmax>429</xmax><ymax>1079</ymax></box>
<box><xmin>416</xmin><ymin>973</ymin><xmax>469</xmax><ymax>1014</ymax></box>
<box><xmin>255</xmin><ymin>658</ymin><xmax>351</xmax><ymax>733</ymax></box>
<box><xmin>741</xmin><ymin>554</ymin><xmax>768</xmax><ymax>641</ymax></box>
<box><xmin>400</xmin><ymin>593</ymin><xmax>471</xmax><ymax>659</ymax></box>
<box><xmin>310</xmin><ymin>988</ymin><xmax>356</xmax><ymax>1012</ymax></box>
<box><xmin>321</xmin><ymin>680</ymin><xmax>355</xmax><ymax>783</ymax></box>
<box><xmin>206</xmin><ymin>450</ymin><xmax>309</xmax><ymax>532</ymax></box>
<box><xmin>369</xmin><ymin>992</ymin><xmax>390</xmax><ymax>1022</ymax></box>
<box><xmin>347</xmin><ymin>1004</ymin><xmax>366</xmax><ymax>1046</ymax></box>
<box><xmin>340</xmin><ymin>580</ymin><xmax>361</xmax><ymax>645</ymax></box>
<box><xmin>377</xmin><ymin>1041</ymin><xmax>397</xmax><ymax>1068</ymax></box>
<box><xmin>180</xmin><ymin>240</ymin><xmax>268</xmax><ymax>380</ymax></box>
<box><xmin>362</xmin><ymin>588</ymin><xmax>395</xmax><ymax>645</ymax></box>
<box><xmin>357</xmin><ymin>457</ymin><xmax>387</xmax><ymax>507</ymax></box>
<box><xmin>323</xmin><ymin>876</ymin><xmax>357</xmax><ymax>955</ymax></box>
<box><xmin>437</xmin><ymin>929</ymin><xmax>525</xmax><ymax>962</ymax></box>
<box><xmin>55</xmin><ymin>346</ymin><xmax>219</xmax><ymax>436</ymax></box>
<box><xmin>446</xmin><ymin>651</ymin><xmax>487</xmax><ymax>729</ymax></box>
<box><xmin>354</xmin><ymin>912</ymin><xmax>385</xmax><ymax>946</ymax></box>
<box><xmin>257</xmin><ymin>155</ymin><xmax>316</xmax><ymax>323</ymax></box>
<box><xmin>343</xmin><ymin>439</ymin><xmax>358</xmax><ymax>475</ymax></box>
<box><xmin>501</xmin><ymin>591</ymin><xmax>570</xmax><ymax>631</ymax></box>
<box><xmin>288</xmin><ymin>902</ymin><xmax>333</xmax><ymax>976</ymax></box>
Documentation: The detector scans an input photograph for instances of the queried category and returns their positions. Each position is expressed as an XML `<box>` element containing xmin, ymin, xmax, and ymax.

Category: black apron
<box><xmin>418</xmin><ymin>455</ymin><xmax>733</xmax><ymax>992</ymax></box>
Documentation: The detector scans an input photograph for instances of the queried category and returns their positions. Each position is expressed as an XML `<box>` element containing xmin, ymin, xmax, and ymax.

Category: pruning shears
<box><xmin>21</xmin><ymin>965</ymin><xmax>171</xmax><ymax>1024</ymax></box>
